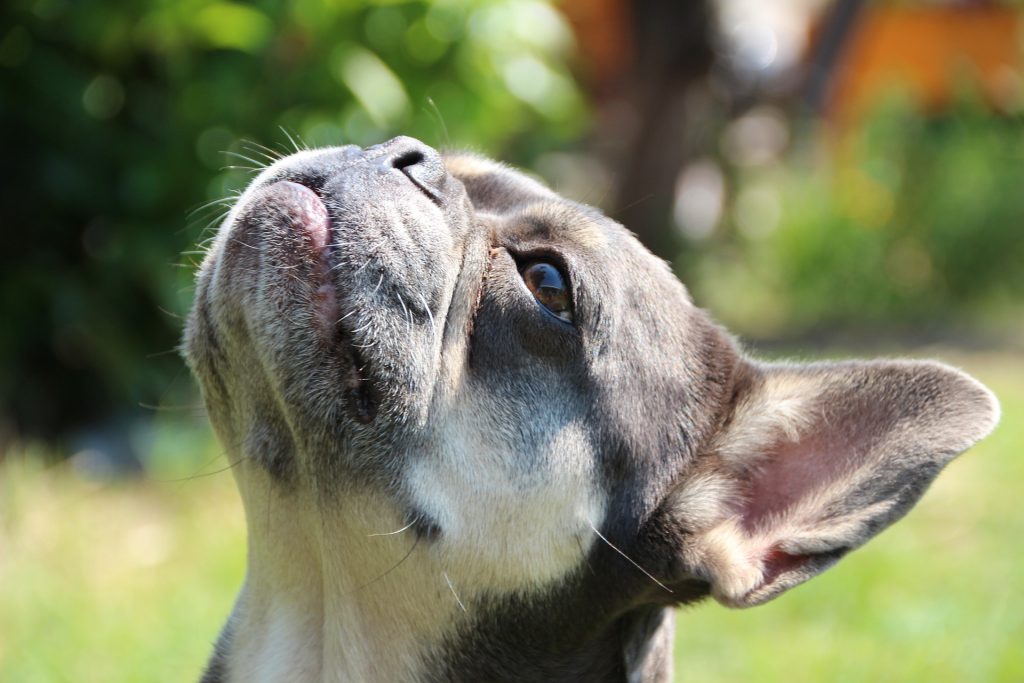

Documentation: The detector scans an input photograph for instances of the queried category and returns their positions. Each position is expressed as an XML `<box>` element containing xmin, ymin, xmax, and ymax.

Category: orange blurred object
<box><xmin>558</xmin><ymin>0</ymin><xmax>632</xmax><ymax>92</ymax></box>
<box><xmin>828</xmin><ymin>6</ymin><xmax>1023</xmax><ymax>123</ymax></box>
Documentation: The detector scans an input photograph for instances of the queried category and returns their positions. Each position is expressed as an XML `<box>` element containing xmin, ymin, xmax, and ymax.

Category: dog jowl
<box><xmin>184</xmin><ymin>137</ymin><xmax>999</xmax><ymax>683</ymax></box>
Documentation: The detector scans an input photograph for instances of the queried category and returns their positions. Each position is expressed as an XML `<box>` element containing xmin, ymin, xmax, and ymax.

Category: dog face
<box><xmin>185</xmin><ymin>137</ymin><xmax>998</xmax><ymax>682</ymax></box>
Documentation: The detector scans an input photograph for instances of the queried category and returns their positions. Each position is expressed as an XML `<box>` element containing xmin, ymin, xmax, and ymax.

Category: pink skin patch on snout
<box><xmin>276</xmin><ymin>180</ymin><xmax>330</xmax><ymax>248</ymax></box>
<box><xmin>269</xmin><ymin>181</ymin><xmax>339</xmax><ymax>327</ymax></box>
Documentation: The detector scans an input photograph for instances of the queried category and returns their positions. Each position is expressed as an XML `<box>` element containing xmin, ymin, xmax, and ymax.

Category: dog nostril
<box><xmin>392</xmin><ymin>150</ymin><xmax>426</xmax><ymax>171</ymax></box>
<box><xmin>387</xmin><ymin>143</ymin><xmax>447</xmax><ymax>204</ymax></box>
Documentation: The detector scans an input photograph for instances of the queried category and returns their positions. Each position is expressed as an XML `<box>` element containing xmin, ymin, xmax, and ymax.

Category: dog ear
<box><xmin>668</xmin><ymin>359</ymin><xmax>998</xmax><ymax>608</ymax></box>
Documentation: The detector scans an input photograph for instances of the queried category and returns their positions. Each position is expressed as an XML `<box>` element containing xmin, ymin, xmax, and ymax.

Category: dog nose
<box><xmin>374</xmin><ymin>136</ymin><xmax>448</xmax><ymax>202</ymax></box>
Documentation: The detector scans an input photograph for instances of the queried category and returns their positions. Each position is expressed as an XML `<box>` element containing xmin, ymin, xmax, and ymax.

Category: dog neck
<box><xmin>207</xmin><ymin>461</ymin><xmax>454</xmax><ymax>683</ymax></box>
<box><xmin>205</xmin><ymin>461</ymin><xmax>675</xmax><ymax>683</ymax></box>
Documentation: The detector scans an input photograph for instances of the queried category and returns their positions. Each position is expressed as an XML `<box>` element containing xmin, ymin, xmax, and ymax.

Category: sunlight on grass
<box><xmin>0</xmin><ymin>351</ymin><xmax>1020</xmax><ymax>681</ymax></box>
<box><xmin>0</xmin><ymin>429</ymin><xmax>245</xmax><ymax>683</ymax></box>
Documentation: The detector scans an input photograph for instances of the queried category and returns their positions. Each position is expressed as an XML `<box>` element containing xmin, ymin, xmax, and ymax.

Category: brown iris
<box><xmin>521</xmin><ymin>261</ymin><xmax>573</xmax><ymax>323</ymax></box>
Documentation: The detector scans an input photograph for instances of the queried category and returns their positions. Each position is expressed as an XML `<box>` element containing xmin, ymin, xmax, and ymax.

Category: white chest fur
<box><xmin>222</xmin><ymin>430</ymin><xmax>605</xmax><ymax>683</ymax></box>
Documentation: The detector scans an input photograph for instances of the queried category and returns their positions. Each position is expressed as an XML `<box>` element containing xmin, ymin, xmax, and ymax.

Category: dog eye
<box><xmin>520</xmin><ymin>261</ymin><xmax>573</xmax><ymax>323</ymax></box>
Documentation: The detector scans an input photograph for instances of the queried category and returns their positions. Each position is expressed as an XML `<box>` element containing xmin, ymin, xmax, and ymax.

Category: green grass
<box><xmin>0</xmin><ymin>434</ymin><xmax>246</xmax><ymax>683</ymax></box>
<box><xmin>1</xmin><ymin>351</ymin><xmax>1021</xmax><ymax>682</ymax></box>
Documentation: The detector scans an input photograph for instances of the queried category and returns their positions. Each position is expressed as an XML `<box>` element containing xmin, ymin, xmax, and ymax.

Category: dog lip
<box><xmin>264</xmin><ymin>180</ymin><xmax>341</xmax><ymax>327</ymax></box>
<box><xmin>272</xmin><ymin>180</ymin><xmax>331</xmax><ymax>249</ymax></box>
<box><xmin>262</xmin><ymin>179</ymin><xmax>380</xmax><ymax>424</ymax></box>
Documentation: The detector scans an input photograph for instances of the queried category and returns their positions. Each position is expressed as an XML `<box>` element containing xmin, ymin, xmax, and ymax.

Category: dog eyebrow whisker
<box><xmin>443</xmin><ymin>572</ymin><xmax>467</xmax><ymax>612</ymax></box>
<box><xmin>588</xmin><ymin>520</ymin><xmax>673</xmax><ymax>594</ymax></box>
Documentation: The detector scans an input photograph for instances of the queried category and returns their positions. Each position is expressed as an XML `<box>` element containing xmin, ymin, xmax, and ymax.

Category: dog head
<box><xmin>185</xmin><ymin>137</ymin><xmax>998</xmax><ymax>681</ymax></box>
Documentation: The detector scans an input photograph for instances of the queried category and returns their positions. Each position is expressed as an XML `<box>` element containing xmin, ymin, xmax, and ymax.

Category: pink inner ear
<box><xmin>741</xmin><ymin>427</ymin><xmax>865</xmax><ymax>534</ymax></box>
<box><xmin>762</xmin><ymin>544</ymin><xmax>809</xmax><ymax>582</ymax></box>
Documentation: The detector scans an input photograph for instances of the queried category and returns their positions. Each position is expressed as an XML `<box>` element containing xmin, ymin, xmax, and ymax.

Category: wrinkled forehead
<box><xmin>443</xmin><ymin>152</ymin><xmax>616</xmax><ymax>254</ymax></box>
<box><xmin>443</xmin><ymin>151</ymin><xmax>694</xmax><ymax>359</ymax></box>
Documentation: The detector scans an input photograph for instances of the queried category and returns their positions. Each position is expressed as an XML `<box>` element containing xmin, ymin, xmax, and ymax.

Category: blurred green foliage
<box><xmin>687</xmin><ymin>96</ymin><xmax>1024</xmax><ymax>339</ymax></box>
<box><xmin>3</xmin><ymin>0</ymin><xmax>1021</xmax><ymax>443</ymax></box>
<box><xmin>0</xmin><ymin>0</ymin><xmax>586</xmax><ymax>440</ymax></box>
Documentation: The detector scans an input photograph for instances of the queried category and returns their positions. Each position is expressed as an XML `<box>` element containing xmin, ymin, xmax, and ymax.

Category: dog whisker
<box><xmin>222</xmin><ymin>150</ymin><xmax>271</xmax><ymax>172</ymax></box>
<box><xmin>230</xmin><ymin>238</ymin><xmax>260</xmax><ymax>252</ymax></box>
<box><xmin>280</xmin><ymin>126</ymin><xmax>302</xmax><ymax>154</ymax></box>
<box><xmin>265</xmin><ymin>461</ymin><xmax>274</xmax><ymax>535</ymax></box>
<box><xmin>220</xmin><ymin>164</ymin><xmax>262</xmax><ymax>173</ymax></box>
<box><xmin>240</xmin><ymin>139</ymin><xmax>284</xmax><ymax>163</ymax></box>
<box><xmin>368</xmin><ymin>517</ymin><xmax>419</xmax><ymax>537</ymax></box>
<box><xmin>443</xmin><ymin>572</ymin><xmax>467</xmax><ymax>612</ymax></box>
<box><xmin>417</xmin><ymin>292</ymin><xmax>436</xmax><ymax>337</ymax></box>
<box><xmin>336</xmin><ymin>309</ymin><xmax>358</xmax><ymax>325</ymax></box>
<box><xmin>347</xmin><ymin>535</ymin><xmax>421</xmax><ymax>596</ymax></box>
<box><xmin>198</xmin><ymin>211</ymin><xmax>231</xmax><ymax>237</ymax></box>
<box><xmin>425</xmin><ymin>96</ymin><xmax>450</xmax><ymax>149</ymax></box>
<box><xmin>152</xmin><ymin>456</ymin><xmax>243</xmax><ymax>483</ymax></box>
<box><xmin>396</xmin><ymin>293</ymin><xmax>412</xmax><ymax>339</ymax></box>
<box><xmin>187</xmin><ymin>195</ymin><xmax>238</xmax><ymax>219</ymax></box>
<box><xmin>588</xmin><ymin>520</ymin><xmax>672</xmax><ymax>594</ymax></box>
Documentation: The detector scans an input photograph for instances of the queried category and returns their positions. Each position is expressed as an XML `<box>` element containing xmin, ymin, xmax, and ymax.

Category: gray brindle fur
<box><xmin>184</xmin><ymin>137</ymin><xmax>999</xmax><ymax>682</ymax></box>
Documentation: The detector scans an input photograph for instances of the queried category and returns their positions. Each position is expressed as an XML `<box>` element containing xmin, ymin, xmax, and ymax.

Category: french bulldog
<box><xmin>184</xmin><ymin>136</ymin><xmax>999</xmax><ymax>682</ymax></box>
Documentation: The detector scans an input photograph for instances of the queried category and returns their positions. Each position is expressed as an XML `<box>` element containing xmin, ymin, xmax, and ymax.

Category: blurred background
<box><xmin>1</xmin><ymin>0</ymin><xmax>1022</xmax><ymax>680</ymax></box>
